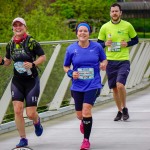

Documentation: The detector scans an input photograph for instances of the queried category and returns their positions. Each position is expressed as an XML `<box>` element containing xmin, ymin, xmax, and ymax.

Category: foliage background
<box><xmin>0</xmin><ymin>0</ymin><xmax>149</xmax><ymax>42</ymax></box>
<box><xmin>0</xmin><ymin>0</ymin><xmax>116</xmax><ymax>42</ymax></box>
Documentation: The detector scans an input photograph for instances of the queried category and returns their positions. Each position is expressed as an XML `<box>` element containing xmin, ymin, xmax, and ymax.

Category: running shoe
<box><xmin>80</xmin><ymin>138</ymin><xmax>90</xmax><ymax>150</ymax></box>
<box><xmin>34</xmin><ymin>118</ymin><xmax>43</xmax><ymax>136</ymax></box>
<box><xmin>122</xmin><ymin>107</ymin><xmax>129</xmax><ymax>121</ymax></box>
<box><xmin>16</xmin><ymin>138</ymin><xmax>28</xmax><ymax>148</ymax></box>
<box><xmin>114</xmin><ymin>111</ymin><xmax>122</xmax><ymax>121</ymax></box>
<box><xmin>80</xmin><ymin>121</ymin><xmax>84</xmax><ymax>134</ymax></box>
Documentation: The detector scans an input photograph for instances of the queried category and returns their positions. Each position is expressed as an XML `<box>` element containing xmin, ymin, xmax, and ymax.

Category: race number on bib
<box><xmin>14</xmin><ymin>61</ymin><xmax>26</xmax><ymax>73</ymax></box>
<box><xmin>78</xmin><ymin>68</ymin><xmax>94</xmax><ymax>80</ymax></box>
<box><xmin>110</xmin><ymin>42</ymin><xmax>121</xmax><ymax>52</ymax></box>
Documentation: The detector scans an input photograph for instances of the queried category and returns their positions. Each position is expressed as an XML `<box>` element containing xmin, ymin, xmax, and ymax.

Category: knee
<box><xmin>14</xmin><ymin>107</ymin><xmax>23</xmax><ymax>117</ymax></box>
<box><xmin>76</xmin><ymin>112</ymin><xmax>82</xmax><ymax>120</ymax></box>
<box><xmin>77</xmin><ymin>115</ymin><xmax>82</xmax><ymax>120</ymax></box>
<box><xmin>82</xmin><ymin>107</ymin><xmax>91</xmax><ymax>117</ymax></box>
<box><xmin>117</xmin><ymin>82</ymin><xmax>124</xmax><ymax>90</ymax></box>
<box><xmin>27</xmin><ymin>111</ymin><xmax>37</xmax><ymax>120</ymax></box>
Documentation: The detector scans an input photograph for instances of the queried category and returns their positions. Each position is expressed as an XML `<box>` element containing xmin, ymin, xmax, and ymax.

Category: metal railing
<box><xmin>0</xmin><ymin>39</ymin><xmax>150</xmax><ymax>125</ymax></box>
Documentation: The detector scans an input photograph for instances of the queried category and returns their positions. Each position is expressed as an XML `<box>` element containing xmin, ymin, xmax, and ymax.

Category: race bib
<box><xmin>78</xmin><ymin>68</ymin><xmax>94</xmax><ymax>80</ymax></box>
<box><xmin>14</xmin><ymin>61</ymin><xmax>26</xmax><ymax>73</ymax></box>
<box><xmin>110</xmin><ymin>42</ymin><xmax>121</xmax><ymax>52</ymax></box>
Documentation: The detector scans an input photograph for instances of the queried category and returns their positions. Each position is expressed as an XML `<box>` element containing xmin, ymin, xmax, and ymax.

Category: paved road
<box><xmin>0</xmin><ymin>86</ymin><xmax>150</xmax><ymax>150</ymax></box>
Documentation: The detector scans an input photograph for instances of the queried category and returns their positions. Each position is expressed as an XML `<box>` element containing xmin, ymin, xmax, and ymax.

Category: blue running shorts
<box><xmin>106</xmin><ymin>60</ymin><xmax>130</xmax><ymax>89</ymax></box>
<box><xmin>71</xmin><ymin>88</ymin><xmax>100</xmax><ymax>111</ymax></box>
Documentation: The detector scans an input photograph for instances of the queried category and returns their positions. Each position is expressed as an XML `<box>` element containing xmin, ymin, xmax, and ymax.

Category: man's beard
<box><xmin>112</xmin><ymin>16</ymin><xmax>120</xmax><ymax>22</ymax></box>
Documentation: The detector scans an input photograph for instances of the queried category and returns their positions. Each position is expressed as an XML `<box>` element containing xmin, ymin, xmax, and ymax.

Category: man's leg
<box><xmin>112</xmin><ymin>87</ymin><xmax>123</xmax><ymax>121</ymax></box>
<box><xmin>116</xmin><ymin>82</ymin><xmax>126</xmax><ymax>108</ymax></box>
<box><xmin>116</xmin><ymin>82</ymin><xmax>129</xmax><ymax>121</ymax></box>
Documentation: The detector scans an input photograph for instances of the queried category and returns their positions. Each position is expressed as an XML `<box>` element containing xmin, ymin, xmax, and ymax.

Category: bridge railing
<box><xmin>0</xmin><ymin>39</ymin><xmax>150</xmax><ymax>125</ymax></box>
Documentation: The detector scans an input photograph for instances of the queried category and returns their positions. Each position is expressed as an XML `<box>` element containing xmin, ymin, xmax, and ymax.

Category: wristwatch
<box><xmin>32</xmin><ymin>62</ymin><xmax>36</xmax><ymax>68</ymax></box>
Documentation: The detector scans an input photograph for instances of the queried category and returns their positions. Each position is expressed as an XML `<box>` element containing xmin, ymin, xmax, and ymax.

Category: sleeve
<box><xmin>5</xmin><ymin>43</ymin><xmax>11</xmax><ymax>59</ymax></box>
<box><xmin>29</xmin><ymin>38</ymin><xmax>45</xmax><ymax>56</ymax></box>
<box><xmin>98</xmin><ymin>25</ymin><xmax>106</xmax><ymax>41</ymax></box>
<box><xmin>98</xmin><ymin>44</ymin><xmax>106</xmax><ymax>62</ymax></box>
<box><xmin>127</xmin><ymin>35</ymin><xmax>139</xmax><ymax>47</ymax></box>
<box><xmin>63</xmin><ymin>47</ymin><xmax>72</xmax><ymax>66</ymax></box>
<box><xmin>128</xmin><ymin>23</ymin><xmax>137</xmax><ymax>38</ymax></box>
<box><xmin>97</xmin><ymin>39</ymin><xmax>106</xmax><ymax>48</ymax></box>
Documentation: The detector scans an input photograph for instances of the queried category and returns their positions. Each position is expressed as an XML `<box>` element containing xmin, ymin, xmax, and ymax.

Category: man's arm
<box><xmin>127</xmin><ymin>35</ymin><xmax>139</xmax><ymax>47</ymax></box>
<box><xmin>97</xmin><ymin>39</ymin><xmax>106</xmax><ymax>48</ymax></box>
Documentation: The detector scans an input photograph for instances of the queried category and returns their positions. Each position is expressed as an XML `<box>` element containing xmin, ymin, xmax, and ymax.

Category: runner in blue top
<box><xmin>63</xmin><ymin>22</ymin><xmax>107</xmax><ymax>150</ymax></box>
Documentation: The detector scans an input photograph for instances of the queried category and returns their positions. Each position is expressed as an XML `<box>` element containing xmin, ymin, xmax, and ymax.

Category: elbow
<box><xmin>42</xmin><ymin>55</ymin><xmax>46</xmax><ymax>62</ymax></box>
<box><xmin>136</xmin><ymin>38</ymin><xmax>139</xmax><ymax>44</ymax></box>
<box><xmin>4</xmin><ymin>58</ymin><xmax>11</xmax><ymax>66</ymax></box>
<box><xmin>63</xmin><ymin>66</ymin><xmax>66</xmax><ymax>72</ymax></box>
<box><xmin>134</xmin><ymin>36</ymin><xmax>139</xmax><ymax>45</ymax></box>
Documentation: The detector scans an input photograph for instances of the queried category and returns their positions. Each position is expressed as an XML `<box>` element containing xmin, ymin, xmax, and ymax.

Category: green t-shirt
<box><xmin>98</xmin><ymin>20</ymin><xmax>137</xmax><ymax>60</ymax></box>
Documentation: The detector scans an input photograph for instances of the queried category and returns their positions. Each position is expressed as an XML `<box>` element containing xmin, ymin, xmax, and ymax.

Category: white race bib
<box><xmin>78</xmin><ymin>68</ymin><xmax>94</xmax><ymax>80</ymax></box>
<box><xmin>110</xmin><ymin>42</ymin><xmax>121</xmax><ymax>52</ymax></box>
<box><xmin>14</xmin><ymin>61</ymin><xmax>26</xmax><ymax>73</ymax></box>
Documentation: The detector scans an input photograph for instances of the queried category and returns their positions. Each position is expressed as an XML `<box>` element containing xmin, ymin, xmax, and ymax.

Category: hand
<box><xmin>100</xmin><ymin>60</ymin><xmax>108</xmax><ymax>71</ymax></box>
<box><xmin>72</xmin><ymin>71</ymin><xmax>79</xmax><ymax>79</ymax></box>
<box><xmin>105</xmin><ymin>40</ymin><xmax>112</xmax><ymax>47</ymax></box>
<box><xmin>121</xmin><ymin>40</ymin><xmax>127</xmax><ymax>47</ymax></box>
<box><xmin>23</xmin><ymin>61</ymin><xmax>32</xmax><ymax>69</ymax></box>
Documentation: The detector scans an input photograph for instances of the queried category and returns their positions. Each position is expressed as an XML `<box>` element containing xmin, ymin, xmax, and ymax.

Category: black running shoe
<box><xmin>122</xmin><ymin>107</ymin><xmax>129</xmax><ymax>121</ymax></box>
<box><xmin>114</xmin><ymin>111</ymin><xmax>122</xmax><ymax>121</ymax></box>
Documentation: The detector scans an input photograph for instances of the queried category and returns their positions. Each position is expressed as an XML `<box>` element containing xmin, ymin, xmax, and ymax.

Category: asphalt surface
<box><xmin>0</xmin><ymin>86</ymin><xmax>150</xmax><ymax>150</ymax></box>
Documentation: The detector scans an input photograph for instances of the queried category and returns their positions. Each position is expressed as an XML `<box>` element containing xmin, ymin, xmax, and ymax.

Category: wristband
<box><xmin>0</xmin><ymin>59</ymin><xmax>4</xmax><ymax>65</ymax></box>
<box><xmin>67</xmin><ymin>70</ymin><xmax>73</xmax><ymax>78</ymax></box>
<box><xmin>32</xmin><ymin>62</ymin><xmax>36</xmax><ymax>68</ymax></box>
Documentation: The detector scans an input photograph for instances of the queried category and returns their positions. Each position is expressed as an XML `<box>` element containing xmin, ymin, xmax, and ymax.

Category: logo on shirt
<box><xmin>90</xmin><ymin>49</ymin><xmax>94</xmax><ymax>52</ymax></box>
<box><xmin>118</xmin><ymin>30</ymin><xmax>125</xmax><ymax>35</ymax></box>
<box><xmin>74</xmin><ymin>49</ymin><xmax>79</xmax><ymax>56</ymax></box>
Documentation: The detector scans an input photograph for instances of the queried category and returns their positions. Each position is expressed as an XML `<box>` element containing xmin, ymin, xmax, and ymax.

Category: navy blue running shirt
<box><xmin>64</xmin><ymin>41</ymin><xmax>106</xmax><ymax>92</ymax></box>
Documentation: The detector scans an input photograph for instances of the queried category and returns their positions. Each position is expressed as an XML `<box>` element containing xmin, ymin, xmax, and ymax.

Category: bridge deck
<box><xmin>0</xmin><ymin>86</ymin><xmax>150</xmax><ymax>150</ymax></box>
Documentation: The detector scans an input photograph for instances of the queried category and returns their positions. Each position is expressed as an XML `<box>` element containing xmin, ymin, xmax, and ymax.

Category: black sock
<box><xmin>83</xmin><ymin>117</ymin><xmax>93</xmax><ymax>140</ymax></box>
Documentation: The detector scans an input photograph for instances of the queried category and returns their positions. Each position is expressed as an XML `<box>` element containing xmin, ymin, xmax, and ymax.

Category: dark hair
<box><xmin>110</xmin><ymin>3</ymin><xmax>122</xmax><ymax>11</ymax></box>
<box><xmin>75</xmin><ymin>21</ymin><xmax>92</xmax><ymax>34</ymax></box>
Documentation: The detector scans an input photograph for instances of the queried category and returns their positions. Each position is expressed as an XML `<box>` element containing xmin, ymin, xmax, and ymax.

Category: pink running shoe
<box><xmin>80</xmin><ymin>121</ymin><xmax>84</xmax><ymax>134</ymax></box>
<box><xmin>80</xmin><ymin>138</ymin><xmax>90</xmax><ymax>150</ymax></box>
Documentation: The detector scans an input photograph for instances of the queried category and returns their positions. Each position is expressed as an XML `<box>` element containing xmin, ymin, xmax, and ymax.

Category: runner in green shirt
<box><xmin>98</xmin><ymin>3</ymin><xmax>139</xmax><ymax>121</ymax></box>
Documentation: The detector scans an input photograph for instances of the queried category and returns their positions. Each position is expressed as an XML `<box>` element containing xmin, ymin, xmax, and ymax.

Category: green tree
<box><xmin>50</xmin><ymin>0</ymin><xmax>116</xmax><ymax>33</ymax></box>
<box><xmin>26</xmin><ymin>5</ymin><xmax>75</xmax><ymax>41</ymax></box>
<box><xmin>0</xmin><ymin>0</ymin><xmax>116</xmax><ymax>42</ymax></box>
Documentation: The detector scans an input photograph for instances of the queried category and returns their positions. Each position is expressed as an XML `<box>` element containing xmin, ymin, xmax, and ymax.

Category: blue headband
<box><xmin>76</xmin><ymin>23</ymin><xmax>91</xmax><ymax>32</ymax></box>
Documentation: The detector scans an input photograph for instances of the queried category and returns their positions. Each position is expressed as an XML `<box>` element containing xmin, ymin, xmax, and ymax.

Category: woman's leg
<box><xmin>26</xmin><ymin>106</ymin><xmax>39</xmax><ymax>123</ymax></box>
<box><xmin>82</xmin><ymin>103</ymin><xmax>93</xmax><ymax>140</ymax></box>
<box><xmin>26</xmin><ymin>106</ymin><xmax>43</xmax><ymax>136</ymax></box>
<box><xmin>13</xmin><ymin>101</ymin><xmax>26</xmax><ymax>138</ymax></box>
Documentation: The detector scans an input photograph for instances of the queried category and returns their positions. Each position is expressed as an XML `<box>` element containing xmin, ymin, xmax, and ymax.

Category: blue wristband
<box><xmin>67</xmin><ymin>70</ymin><xmax>73</xmax><ymax>78</ymax></box>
